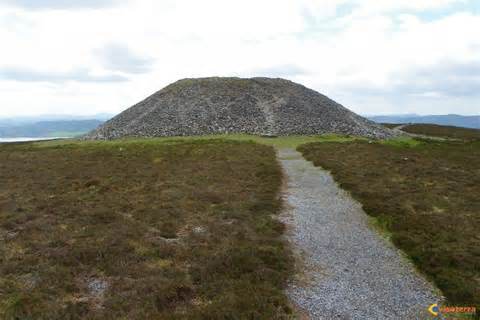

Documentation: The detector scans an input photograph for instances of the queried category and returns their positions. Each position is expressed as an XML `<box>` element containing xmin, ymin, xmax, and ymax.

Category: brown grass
<box><xmin>401</xmin><ymin>124</ymin><xmax>480</xmax><ymax>141</ymax></box>
<box><xmin>0</xmin><ymin>139</ymin><xmax>293</xmax><ymax>319</ymax></box>
<box><xmin>380</xmin><ymin>123</ymin><xmax>402</xmax><ymax>129</ymax></box>
<box><xmin>298</xmin><ymin>138</ymin><xmax>480</xmax><ymax>311</ymax></box>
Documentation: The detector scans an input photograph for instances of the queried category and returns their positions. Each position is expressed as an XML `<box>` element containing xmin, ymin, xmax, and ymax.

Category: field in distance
<box><xmin>384</xmin><ymin>123</ymin><xmax>480</xmax><ymax>140</ymax></box>
<box><xmin>401</xmin><ymin>123</ymin><xmax>480</xmax><ymax>141</ymax></box>
<box><xmin>0</xmin><ymin>139</ymin><xmax>293</xmax><ymax>319</ymax></box>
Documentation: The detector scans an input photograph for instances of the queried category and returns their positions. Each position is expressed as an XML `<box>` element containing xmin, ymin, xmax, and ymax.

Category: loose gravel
<box><xmin>278</xmin><ymin>149</ymin><xmax>442</xmax><ymax>319</ymax></box>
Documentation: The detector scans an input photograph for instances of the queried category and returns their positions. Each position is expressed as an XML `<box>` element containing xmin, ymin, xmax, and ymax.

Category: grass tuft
<box><xmin>380</xmin><ymin>136</ymin><xmax>424</xmax><ymax>147</ymax></box>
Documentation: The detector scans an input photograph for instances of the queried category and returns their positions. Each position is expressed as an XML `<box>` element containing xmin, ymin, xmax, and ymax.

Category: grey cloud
<box><xmin>327</xmin><ymin>60</ymin><xmax>480</xmax><ymax>116</ymax></box>
<box><xmin>96</xmin><ymin>44</ymin><xmax>155</xmax><ymax>74</ymax></box>
<box><xmin>2</xmin><ymin>0</ymin><xmax>120</xmax><ymax>10</ymax></box>
<box><xmin>252</xmin><ymin>64</ymin><xmax>308</xmax><ymax>78</ymax></box>
<box><xmin>0</xmin><ymin>67</ymin><xmax>128</xmax><ymax>83</ymax></box>
<box><xmin>395</xmin><ymin>61</ymin><xmax>480</xmax><ymax>97</ymax></box>
<box><xmin>337</xmin><ymin>60</ymin><xmax>480</xmax><ymax>98</ymax></box>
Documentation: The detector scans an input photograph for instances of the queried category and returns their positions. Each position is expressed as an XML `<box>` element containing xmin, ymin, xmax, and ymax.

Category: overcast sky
<box><xmin>0</xmin><ymin>0</ymin><xmax>479</xmax><ymax>117</ymax></box>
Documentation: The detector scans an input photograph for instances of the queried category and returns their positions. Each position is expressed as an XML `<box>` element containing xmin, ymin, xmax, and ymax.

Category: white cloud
<box><xmin>0</xmin><ymin>0</ymin><xmax>122</xmax><ymax>10</ymax></box>
<box><xmin>0</xmin><ymin>0</ymin><xmax>478</xmax><ymax>117</ymax></box>
<box><xmin>95</xmin><ymin>44</ymin><xmax>154</xmax><ymax>74</ymax></box>
<box><xmin>0</xmin><ymin>67</ymin><xmax>128</xmax><ymax>83</ymax></box>
<box><xmin>377</xmin><ymin>0</ymin><xmax>463</xmax><ymax>11</ymax></box>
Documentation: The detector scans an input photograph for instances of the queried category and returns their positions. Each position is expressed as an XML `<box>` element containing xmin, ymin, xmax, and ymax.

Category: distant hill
<box><xmin>0</xmin><ymin>120</ymin><xmax>104</xmax><ymax>138</ymax></box>
<box><xmin>367</xmin><ymin>114</ymin><xmax>479</xmax><ymax>129</ymax></box>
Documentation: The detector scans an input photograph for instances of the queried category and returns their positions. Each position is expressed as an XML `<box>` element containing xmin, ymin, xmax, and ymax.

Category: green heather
<box><xmin>299</xmin><ymin>137</ymin><xmax>480</xmax><ymax>309</ymax></box>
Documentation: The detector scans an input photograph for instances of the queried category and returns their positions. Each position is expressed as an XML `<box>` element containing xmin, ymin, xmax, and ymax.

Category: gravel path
<box><xmin>278</xmin><ymin>149</ymin><xmax>442</xmax><ymax>319</ymax></box>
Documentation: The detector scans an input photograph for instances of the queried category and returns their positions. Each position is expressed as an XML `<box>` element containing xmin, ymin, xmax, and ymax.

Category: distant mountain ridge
<box><xmin>368</xmin><ymin>114</ymin><xmax>479</xmax><ymax>129</ymax></box>
<box><xmin>0</xmin><ymin>114</ymin><xmax>113</xmax><ymax>126</ymax></box>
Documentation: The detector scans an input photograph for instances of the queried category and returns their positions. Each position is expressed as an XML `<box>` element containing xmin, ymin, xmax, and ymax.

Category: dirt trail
<box><xmin>278</xmin><ymin>148</ymin><xmax>442</xmax><ymax>319</ymax></box>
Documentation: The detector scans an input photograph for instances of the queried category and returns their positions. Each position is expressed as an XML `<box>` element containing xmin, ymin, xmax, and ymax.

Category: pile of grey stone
<box><xmin>85</xmin><ymin>77</ymin><xmax>395</xmax><ymax>140</ymax></box>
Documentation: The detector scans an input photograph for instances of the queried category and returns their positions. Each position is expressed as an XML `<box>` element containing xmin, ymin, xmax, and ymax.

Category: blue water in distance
<box><xmin>0</xmin><ymin>137</ymin><xmax>64</xmax><ymax>143</ymax></box>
